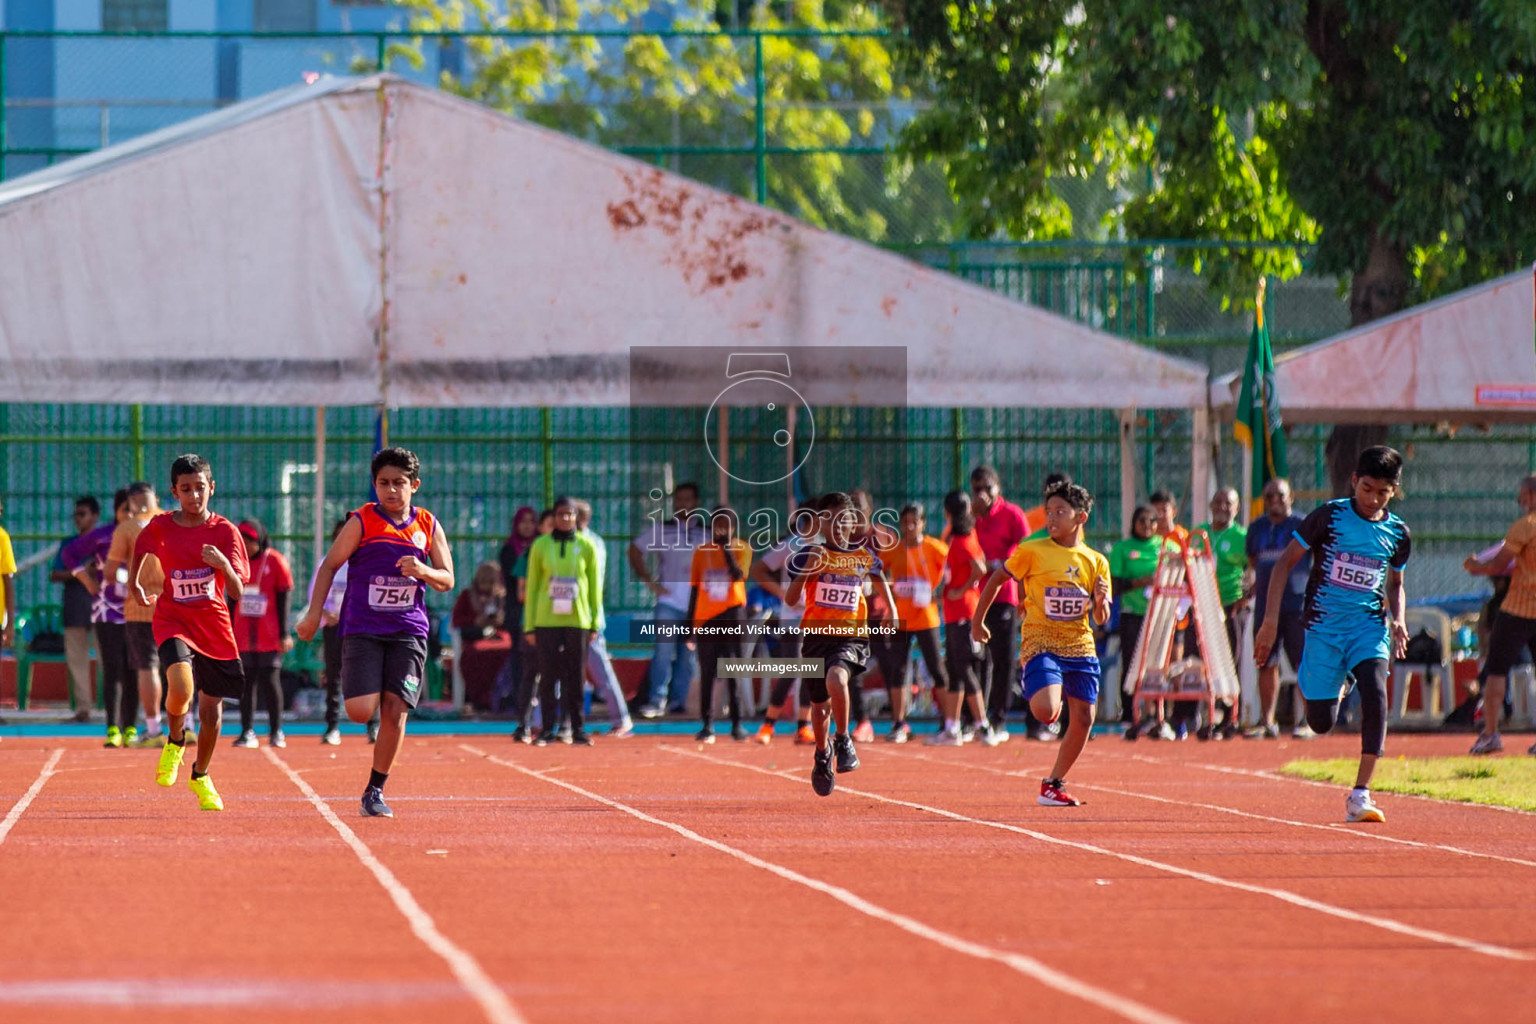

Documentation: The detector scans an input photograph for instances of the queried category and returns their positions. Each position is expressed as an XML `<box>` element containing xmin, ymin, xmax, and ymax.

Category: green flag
<box><xmin>1234</xmin><ymin>278</ymin><xmax>1287</xmax><ymax>518</ymax></box>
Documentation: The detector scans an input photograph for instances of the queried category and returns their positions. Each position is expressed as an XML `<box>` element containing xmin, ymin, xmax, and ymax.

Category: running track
<box><xmin>1</xmin><ymin>731</ymin><xmax>1533</xmax><ymax>1023</ymax></box>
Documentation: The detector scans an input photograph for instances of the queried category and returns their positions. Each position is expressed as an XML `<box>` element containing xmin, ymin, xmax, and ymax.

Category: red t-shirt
<box><xmin>943</xmin><ymin>531</ymin><xmax>986</xmax><ymax>624</ymax></box>
<box><xmin>974</xmin><ymin>498</ymin><xmax>1028</xmax><ymax>607</ymax></box>
<box><xmin>134</xmin><ymin>512</ymin><xmax>249</xmax><ymax>661</ymax></box>
<box><xmin>235</xmin><ymin>548</ymin><xmax>293</xmax><ymax>654</ymax></box>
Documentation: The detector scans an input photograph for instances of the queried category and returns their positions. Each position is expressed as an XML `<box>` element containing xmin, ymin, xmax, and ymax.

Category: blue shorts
<box><xmin>1296</xmin><ymin>629</ymin><xmax>1390</xmax><ymax>702</ymax></box>
<box><xmin>1022</xmin><ymin>653</ymin><xmax>1100</xmax><ymax>705</ymax></box>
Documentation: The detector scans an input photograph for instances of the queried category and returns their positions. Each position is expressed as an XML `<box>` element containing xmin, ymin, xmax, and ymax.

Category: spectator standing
<box><xmin>970</xmin><ymin>465</ymin><xmax>1030</xmax><ymax>742</ymax></box>
<box><xmin>62</xmin><ymin>490</ymin><xmax>135</xmax><ymax>745</ymax></box>
<box><xmin>1148</xmin><ymin>489</ymin><xmax>1194</xmax><ymax>739</ymax></box>
<box><xmin>574</xmin><ymin>500</ymin><xmax>635</xmax><ymax>737</ymax></box>
<box><xmin>1464</xmin><ymin>474</ymin><xmax>1536</xmax><ymax>755</ymax></box>
<box><xmin>103</xmin><ymin>483</ymin><xmax>164</xmax><ymax>744</ymax></box>
<box><xmin>926</xmin><ymin>490</ymin><xmax>990</xmax><ymax>746</ymax></box>
<box><xmin>1109</xmin><ymin>506</ymin><xmax>1162</xmax><ymax>724</ymax></box>
<box><xmin>688</xmin><ymin>508</ymin><xmax>753</xmax><ymax>742</ymax></box>
<box><xmin>1243</xmin><ymin>478</ymin><xmax>1312</xmax><ymax>739</ymax></box>
<box><xmin>509</xmin><ymin>509</ymin><xmax>554</xmax><ymax>742</ymax></box>
<box><xmin>523</xmin><ymin>497</ymin><xmax>603</xmax><ymax>746</ymax></box>
<box><xmin>0</xmin><ymin>497</ymin><xmax>14</xmax><ymax>670</ymax></box>
<box><xmin>1195</xmin><ymin>487</ymin><xmax>1249</xmax><ymax>736</ymax></box>
<box><xmin>306</xmin><ymin>518</ymin><xmax>352</xmax><ymax>745</ymax></box>
<box><xmin>452</xmin><ymin>562</ymin><xmax>512</xmax><ymax>712</ymax></box>
<box><xmin>232</xmin><ymin>519</ymin><xmax>293</xmax><ymax>749</ymax></box>
<box><xmin>493</xmin><ymin>507</ymin><xmax>537</xmax><ymax>711</ymax></box>
<box><xmin>51</xmin><ymin>496</ymin><xmax>101</xmax><ymax>721</ymax></box>
<box><xmin>629</xmin><ymin>483</ymin><xmax>705</xmax><ymax>718</ymax></box>
<box><xmin>875</xmin><ymin>503</ymin><xmax>949</xmax><ymax>743</ymax></box>
<box><xmin>751</xmin><ymin>502</ymin><xmax>819</xmax><ymax>745</ymax></box>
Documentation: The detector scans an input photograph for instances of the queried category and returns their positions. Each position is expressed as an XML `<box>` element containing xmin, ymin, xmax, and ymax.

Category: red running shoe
<box><xmin>1038</xmin><ymin>778</ymin><xmax>1084</xmax><ymax>807</ymax></box>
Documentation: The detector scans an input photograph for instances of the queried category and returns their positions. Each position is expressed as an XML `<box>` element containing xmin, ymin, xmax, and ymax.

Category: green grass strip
<box><xmin>1281</xmin><ymin>755</ymin><xmax>1536</xmax><ymax>813</ymax></box>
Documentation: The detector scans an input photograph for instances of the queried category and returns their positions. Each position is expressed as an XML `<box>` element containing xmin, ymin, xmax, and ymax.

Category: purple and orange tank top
<box><xmin>339</xmin><ymin>503</ymin><xmax>438</xmax><ymax>638</ymax></box>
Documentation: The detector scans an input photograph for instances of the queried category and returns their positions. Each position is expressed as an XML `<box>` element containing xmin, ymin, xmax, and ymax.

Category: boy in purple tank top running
<box><xmin>298</xmin><ymin>448</ymin><xmax>456</xmax><ymax>818</ymax></box>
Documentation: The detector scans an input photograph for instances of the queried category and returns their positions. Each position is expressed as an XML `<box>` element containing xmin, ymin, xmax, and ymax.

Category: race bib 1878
<box><xmin>814</xmin><ymin>575</ymin><xmax>861</xmax><ymax>612</ymax></box>
<box><xmin>1328</xmin><ymin>552</ymin><xmax>1384</xmax><ymax>593</ymax></box>
<box><xmin>1042</xmin><ymin>585</ymin><xmax>1089</xmax><ymax>621</ymax></box>
<box><xmin>169</xmin><ymin>568</ymin><xmax>216</xmax><ymax>604</ymax></box>
<box><xmin>368</xmin><ymin>575</ymin><xmax>419</xmax><ymax>611</ymax></box>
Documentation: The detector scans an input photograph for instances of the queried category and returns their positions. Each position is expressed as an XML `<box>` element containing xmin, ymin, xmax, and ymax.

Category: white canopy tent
<box><xmin>1211</xmin><ymin>267</ymin><xmax>1536</xmax><ymax>423</ymax></box>
<box><xmin>0</xmin><ymin>73</ymin><xmax>1212</xmax><ymax>527</ymax></box>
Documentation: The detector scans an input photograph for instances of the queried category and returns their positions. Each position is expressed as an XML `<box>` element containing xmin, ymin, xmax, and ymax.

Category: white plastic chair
<box><xmin>1390</xmin><ymin>607</ymin><xmax>1452</xmax><ymax>724</ymax></box>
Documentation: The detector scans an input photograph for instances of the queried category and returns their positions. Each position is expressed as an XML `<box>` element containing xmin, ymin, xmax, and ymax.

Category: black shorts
<box><xmin>1484</xmin><ymin>611</ymin><xmax>1536</xmax><ymax>677</ymax></box>
<box><xmin>800</xmin><ymin>637</ymin><xmax>869</xmax><ymax>704</ymax></box>
<box><xmin>1257</xmin><ymin>608</ymin><xmax>1306</xmax><ymax>670</ymax></box>
<box><xmin>341</xmin><ymin>632</ymin><xmax>428</xmax><ymax>709</ymax></box>
<box><xmin>158</xmin><ymin>638</ymin><xmax>245</xmax><ymax>700</ymax></box>
<box><xmin>126</xmin><ymin>622</ymin><xmax>160</xmax><ymax>672</ymax></box>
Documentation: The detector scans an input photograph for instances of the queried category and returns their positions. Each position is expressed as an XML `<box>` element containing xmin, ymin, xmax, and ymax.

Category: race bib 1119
<box><xmin>169</xmin><ymin>568</ymin><xmax>216</xmax><ymax>604</ymax></box>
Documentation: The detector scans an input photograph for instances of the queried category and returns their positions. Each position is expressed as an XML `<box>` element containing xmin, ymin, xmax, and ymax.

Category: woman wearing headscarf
<box><xmin>452</xmin><ymin>562</ymin><xmax>513</xmax><ymax>711</ymax></box>
<box><xmin>492</xmin><ymin>507</ymin><xmax>538</xmax><ymax>711</ymax></box>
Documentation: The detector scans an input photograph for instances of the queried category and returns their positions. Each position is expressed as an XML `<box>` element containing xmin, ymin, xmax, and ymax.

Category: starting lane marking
<box><xmin>0</xmin><ymin>749</ymin><xmax>64</xmax><ymax>849</ymax></box>
<box><xmin>666</xmin><ymin>747</ymin><xmax>1533</xmax><ymax>963</ymax></box>
<box><xmin>460</xmin><ymin>744</ymin><xmax>1188</xmax><ymax>1024</ymax></box>
<box><xmin>905</xmin><ymin>752</ymin><xmax>1536</xmax><ymax>871</ymax></box>
<box><xmin>1124</xmin><ymin>753</ymin><xmax>1536</xmax><ymax>818</ymax></box>
<box><xmin>263</xmin><ymin>749</ymin><xmax>526</xmax><ymax>1024</ymax></box>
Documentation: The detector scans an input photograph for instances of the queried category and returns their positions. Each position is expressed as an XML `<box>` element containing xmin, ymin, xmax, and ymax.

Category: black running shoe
<box><xmin>360</xmin><ymin>786</ymin><xmax>393</xmax><ymax>818</ymax></box>
<box><xmin>511</xmin><ymin>726</ymin><xmax>532</xmax><ymax>744</ymax></box>
<box><xmin>730</xmin><ymin>723</ymin><xmax>749</xmax><ymax>742</ymax></box>
<box><xmin>811</xmin><ymin>749</ymin><xmax>835</xmax><ymax>797</ymax></box>
<box><xmin>833</xmin><ymin>732</ymin><xmax>860</xmax><ymax>773</ymax></box>
<box><xmin>570</xmin><ymin>729</ymin><xmax>594</xmax><ymax>747</ymax></box>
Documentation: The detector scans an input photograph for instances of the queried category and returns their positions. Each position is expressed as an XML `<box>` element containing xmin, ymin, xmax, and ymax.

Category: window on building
<box><xmin>254</xmin><ymin>0</ymin><xmax>319</xmax><ymax>32</ymax></box>
<box><xmin>102</xmin><ymin>0</ymin><xmax>169</xmax><ymax>32</ymax></box>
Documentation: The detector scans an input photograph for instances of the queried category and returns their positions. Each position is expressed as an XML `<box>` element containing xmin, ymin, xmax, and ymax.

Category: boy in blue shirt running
<box><xmin>1255</xmin><ymin>446</ymin><xmax>1411</xmax><ymax>824</ymax></box>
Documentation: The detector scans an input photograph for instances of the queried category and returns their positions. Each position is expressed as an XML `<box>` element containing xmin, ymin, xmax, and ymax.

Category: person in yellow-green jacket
<box><xmin>522</xmin><ymin>496</ymin><xmax>603</xmax><ymax>746</ymax></box>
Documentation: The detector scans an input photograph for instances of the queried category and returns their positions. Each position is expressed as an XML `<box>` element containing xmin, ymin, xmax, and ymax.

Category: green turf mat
<box><xmin>1281</xmin><ymin>754</ymin><xmax>1536</xmax><ymax>812</ymax></box>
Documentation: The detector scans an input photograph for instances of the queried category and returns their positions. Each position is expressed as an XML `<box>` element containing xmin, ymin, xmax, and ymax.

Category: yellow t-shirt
<box><xmin>1003</xmin><ymin>536</ymin><xmax>1111</xmax><ymax>662</ymax></box>
<box><xmin>0</xmin><ymin>524</ymin><xmax>14</xmax><ymax>633</ymax></box>
<box><xmin>1501</xmin><ymin>514</ymin><xmax>1536</xmax><ymax>620</ymax></box>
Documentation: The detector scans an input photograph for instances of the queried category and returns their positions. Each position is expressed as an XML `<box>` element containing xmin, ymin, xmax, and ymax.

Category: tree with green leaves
<box><xmin>389</xmin><ymin>1</ymin><xmax>956</xmax><ymax>244</ymax></box>
<box><xmin>884</xmin><ymin>1</ymin><xmax>1536</xmax><ymax>490</ymax></box>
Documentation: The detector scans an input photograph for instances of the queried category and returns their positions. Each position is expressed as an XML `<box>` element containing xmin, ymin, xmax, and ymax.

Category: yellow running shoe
<box><xmin>123</xmin><ymin>726</ymin><xmax>138</xmax><ymax>747</ymax></box>
<box><xmin>188</xmin><ymin>774</ymin><xmax>223</xmax><ymax>811</ymax></box>
<box><xmin>104</xmin><ymin>726</ymin><xmax>123</xmax><ymax>749</ymax></box>
<box><xmin>156</xmin><ymin>742</ymin><xmax>185</xmax><ymax>787</ymax></box>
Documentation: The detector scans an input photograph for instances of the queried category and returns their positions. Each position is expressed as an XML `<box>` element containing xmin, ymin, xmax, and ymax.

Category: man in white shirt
<box><xmin>576</xmin><ymin>500</ymin><xmax>636</xmax><ymax>737</ymax></box>
<box><xmin>628</xmin><ymin>484</ymin><xmax>705</xmax><ymax>717</ymax></box>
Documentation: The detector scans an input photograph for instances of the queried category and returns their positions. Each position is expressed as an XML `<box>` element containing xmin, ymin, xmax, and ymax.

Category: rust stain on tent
<box><xmin>607</xmin><ymin>169</ymin><xmax>783</xmax><ymax>293</ymax></box>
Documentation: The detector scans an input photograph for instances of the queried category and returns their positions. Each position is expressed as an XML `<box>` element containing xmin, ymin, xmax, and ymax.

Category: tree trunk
<box><xmin>1325</xmin><ymin>232</ymin><xmax>1408</xmax><ymax>496</ymax></box>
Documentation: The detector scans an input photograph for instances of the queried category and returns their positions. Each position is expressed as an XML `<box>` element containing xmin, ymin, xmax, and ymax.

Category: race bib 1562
<box><xmin>1042</xmin><ymin>585</ymin><xmax>1089</xmax><ymax>621</ymax></box>
<box><xmin>169</xmin><ymin>568</ymin><xmax>216</xmax><ymax>604</ymax></box>
<box><xmin>1328</xmin><ymin>552</ymin><xmax>1384</xmax><ymax>593</ymax></box>
<box><xmin>368</xmin><ymin>575</ymin><xmax>420</xmax><ymax>611</ymax></box>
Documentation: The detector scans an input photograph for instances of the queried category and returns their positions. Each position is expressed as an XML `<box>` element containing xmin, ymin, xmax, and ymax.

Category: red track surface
<box><xmin>1</xmin><ymin>730</ymin><xmax>1534</xmax><ymax>1023</ymax></box>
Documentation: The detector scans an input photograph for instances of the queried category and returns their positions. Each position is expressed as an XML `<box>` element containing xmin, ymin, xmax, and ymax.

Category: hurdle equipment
<box><xmin>1123</xmin><ymin>535</ymin><xmax>1241</xmax><ymax>729</ymax></box>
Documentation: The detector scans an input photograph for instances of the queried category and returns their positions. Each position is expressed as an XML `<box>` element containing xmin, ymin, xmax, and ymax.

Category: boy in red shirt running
<box><xmin>130</xmin><ymin>455</ymin><xmax>250</xmax><ymax>811</ymax></box>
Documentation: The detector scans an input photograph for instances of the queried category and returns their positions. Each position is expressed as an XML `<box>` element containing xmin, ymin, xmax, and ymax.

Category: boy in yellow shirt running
<box><xmin>974</xmin><ymin>481</ymin><xmax>1111</xmax><ymax>807</ymax></box>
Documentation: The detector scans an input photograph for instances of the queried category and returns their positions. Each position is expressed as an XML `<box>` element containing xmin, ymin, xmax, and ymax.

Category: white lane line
<box><xmin>263</xmin><ymin>749</ymin><xmax>525</xmax><ymax>1024</ymax></box>
<box><xmin>665</xmin><ymin>747</ymin><xmax>1532</xmax><ymax>963</ymax></box>
<box><xmin>1122</xmin><ymin>752</ymin><xmax>1536</xmax><ymax>818</ymax></box>
<box><xmin>460</xmin><ymin>744</ymin><xmax>1186</xmax><ymax>1024</ymax></box>
<box><xmin>905</xmin><ymin>752</ymin><xmax>1536</xmax><ymax>871</ymax></box>
<box><xmin>0</xmin><ymin>749</ymin><xmax>64</xmax><ymax>848</ymax></box>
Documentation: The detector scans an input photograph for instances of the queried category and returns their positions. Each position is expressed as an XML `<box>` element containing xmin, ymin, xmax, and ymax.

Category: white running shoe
<box><xmin>1151</xmin><ymin>722</ymin><xmax>1176</xmax><ymax>741</ymax></box>
<box><xmin>1292</xmin><ymin>723</ymin><xmax>1318</xmax><ymax>740</ymax></box>
<box><xmin>1469</xmin><ymin>733</ymin><xmax>1503</xmax><ymax>755</ymax></box>
<box><xmin>923</xmin><ymin>727</ymin><xmax>964</xmax><ymax>747</ymax></box>
<box><xmin>978</xmin><ymin>725</ymin><xmax>1004</xmax><ymax>748</ymax></box>
<box><xmin>1345</xmin><ymin>790</ymin><xmax>1386</xmax><ymax>823</ymax></box>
